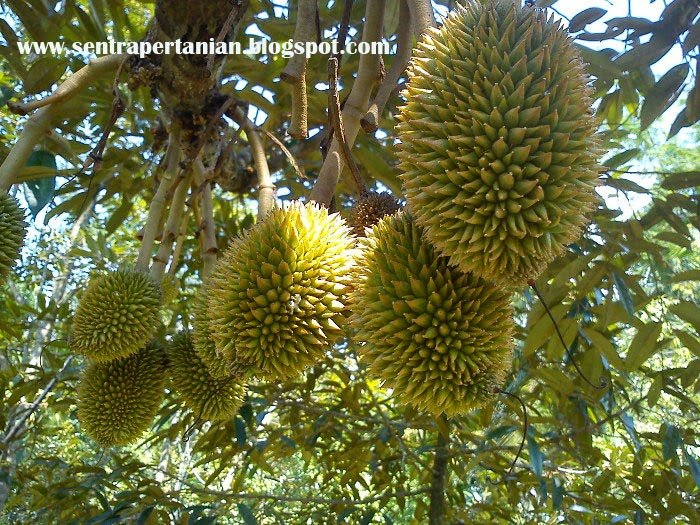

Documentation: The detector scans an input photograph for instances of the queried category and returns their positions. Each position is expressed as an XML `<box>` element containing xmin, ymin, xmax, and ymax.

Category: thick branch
<box><xmin>136</xmin><ymin>123</ymin><xmax>182</xmax><ymax>271</ymax></box>
<box><xmin>406</xmin><ymin>0</ymin><xmax>436</xmax><ymax>37</ymax></box>
<box><xmin>428</xmin><ymin>416</ymin><xmax>450</xmax><ymax>525</ymax></box>
<box><xmin>193</xmin><ymin>160</ymin><xmax>218</xmax><ymax>279</ymax></box>
<box><xmin>0</xmin><ymin>54</ymin><xmax>124</xmax><ymax>192</ymax></box>
<box><xmin>361</xmin><ymin>0</ymin><xmax>413</xmax><ymax>132</ymax></box>
<box><xmin>309</xmin><ymin>0</ymin><xmax>386</xmax><ymax>205</ymax></box>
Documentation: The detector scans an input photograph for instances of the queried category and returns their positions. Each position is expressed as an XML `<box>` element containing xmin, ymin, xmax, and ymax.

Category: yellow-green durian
<box><xmin>166</xmin><ymin>331</ymin><xmax>245</xmax><ymax>421</ymax></box>
<box><xmin>351</xmin><ymin>211</ymin><xmax>514</xmax><ymax>416</ymax></box>
<box><xmin>396</xmin><ymin>0</ymin><xmax>600</xmax><ymax>286</ymax></box>
<box><xmin>348</xmin><ymin>191</ymin><xmax>401</xmax><ymax>237</ymax></box>
<box><xmin>70</xmin><ymin>268</ymin><xmax>162</xmax><ymax>362</ymax></box>
<box><xmin>77</xmin><ymin>343</ymin><xmax>166</xmax><ymax>446</ymax></box>
<box><xmin>192</xmin><ymin>280</ymin><xmax>230</xmax><ymax>380</ymax></box>
<box><xmin>207</xmin><ymin>201</ymin><xmax>354</xmax><ymax>381</ymax></box>
<box><xmin>0</xmin><ymin>194</ymin><xmax>26</xmax><ymax>282</ymax></box>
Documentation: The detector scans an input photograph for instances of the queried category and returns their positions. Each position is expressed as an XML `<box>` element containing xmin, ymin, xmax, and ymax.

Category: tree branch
<box><xmin>428</xmin><ymin>415</ymin><xmax>449</xmax><ymax>525</ymax></box>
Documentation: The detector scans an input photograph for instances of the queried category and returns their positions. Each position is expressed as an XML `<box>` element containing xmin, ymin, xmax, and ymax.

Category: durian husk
<box><xmin>351</xmin><ymin>211</ymin><xmax>514</xmax><ymax>416</ymax></box>
<box><xmin>192</xmin><ymin>276</ymin><xmax>234</xmax><ymax>380</ymax></box>
<box><xmin>166</xmin><ymin>331</ymin><xmax>246</xmax><ymax>421</ymax></box>
<box><xmin>207</xmin><ymin>201</ymin><xmax>355</xmax><ymax>381</ymax></box>
<box><xmin>0</xmin><ymin>194</ymin><xmax>27</xmax><ymax>282</ymax></box>
<box><xmin>396</xmin><ymin>0</ymin><xmax>601</xmax><ymax>286</ymax></box>
<box><xmin>77</xmin><ymin>343</ymin><xmax>166</xmax><ymax>446</ymax></box>
<box><xmin>348</xmin><ymin>192</ymin><xmax>401</xmax><ymax>237</ymax></box>
<box><xmin>70</xmin><ymin>268</ymin><xmax>162</xmax><ymax>362</ymax></box>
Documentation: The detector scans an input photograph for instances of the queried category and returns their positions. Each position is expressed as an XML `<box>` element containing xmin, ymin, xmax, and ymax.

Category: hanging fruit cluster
<box><xmin>0</xmin><ymin>1</ymin><xmax>602</xmax><ymax>448</ymax></box>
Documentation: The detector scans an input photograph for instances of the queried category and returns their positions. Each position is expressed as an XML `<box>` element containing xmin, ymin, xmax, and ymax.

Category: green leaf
<box><xmin>23</xmin><ymin>56</ymin><xmax>68</xmax><ymax>95</ymax></box>
<box><xmin>612</xmin><ymin>272</ymin><xmax>635</xmax><ymax>319</ymax></box>
<box><xmin>660</xmin><ymin>171</ymin><xmax>700</xmax><ymax>190</ymax></box>
<box><xmin>670</xmin><ymin>301</ymin><xmax>700</xmax><ymax>333</ymax></box>
<box><xmin>684</xmin><ymin>448</ymin><xmax>700</xmax><ymax>490</ymax></box>
<box><xmin>569</xmin><ymin>8</ymin><xmax>606</xmax><ymax>32</ymax></box>
<box><xmin>583</xmin><ymin>328</ymin><xmax>624</xmax><ymax>369</ymax></box>
<box><xmin>24</xmin><ymin>150</ymin><xmax>56</xmax><ymax>217</ymax></box>
<box><xmin>640</xmin><ymin>63</ymin><xmax>689</xmax><ymax>130</ymax></box>
<box><xmin>527</xmin><ymin>435</ymin><xmax>544</xmax><ymax>478</ymax></box>
<box><xmin>662</xmin><ymin>424</ymin><xmax>681</xmax><ymax>462</ymax></box>
<box><xmin>237</xmin><ymin>503</ymin><xmax>258</xmax><ymax>525</ymax></box>
<box><xmin>625</xmin><ymin>322</ymin><xmax>662</xmax><ymax>371</ymax></box>
<box><xmin>603</xmin><ymin>148</ymin><xmax>640</xmax><ymax>169</ymax></box>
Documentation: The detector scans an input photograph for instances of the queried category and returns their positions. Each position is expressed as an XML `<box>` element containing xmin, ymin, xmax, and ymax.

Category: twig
<box><xmin>528</xmin><ymin>281</ymin><xmax>607</xmax><ymax>389</ymax></box>
<box><xmin>0</xmin><ymin>54</ymin><xmax>125</xmax><ymax>192</ymax></box>
<box><xmin>328</xmin><ymin>57</ymin><xmax>365</xmax><ymax>194</ymax></box>
<box><xmin>260</xmin><ymin>129</ymin><xmax>307</xmax><ymax>181</ymax></box>
<box><xmin>193</xmin><ymin>160</ymin><xmax>219</xmax><ymax>279</ymax></box>
<box><xmin>167</xmin><ymin>210</ymin><xmax>191</xmax><ymax>278</ymax></box>
<box><xmin>333</xmin><ymin>0</ymin><xmax>356</xmax><ymax>66</ymax></box>
<box><xmin>488</xmin><ymin>389</ymin><xmax>528</xmax><ymax>483</ymax></box>
<box><xmin>1</xmin><ymin>355</ymin><xmax>75</xmax><ymax>454</ymax></box>
<box><xmin>309</xmin><ymin>0</ymin><xmax>385</xmax><ymax>205</ymax></box>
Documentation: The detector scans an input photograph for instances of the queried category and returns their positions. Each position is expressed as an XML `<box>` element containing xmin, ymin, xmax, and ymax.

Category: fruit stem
<box><xmin>309</xmin><ymin>0</ymin><xmax>386</xmax><ymax>206</ymax></box>
<box><xmin>528</xmin><ymin>281</ymin><xmax>608</xmax><ymax>389</ymax></box>
<box><xmin>193</xmin><ymin>159</ymin><xmax>219</xmax><ymax>279</ymax></box>
<box><xmin>136</xmin><ymin>122</ymin><xmax>182</xmax><ymax>271</ymax></box>
<box><xmin>488</xmin><ymin>388</ymin><xmax>528</xmax><ymax>484</ymax></box>
<box><xmin>151</xmin><ymin>168</ymin><xmax>192</xmax><ymax>280</ymax></box>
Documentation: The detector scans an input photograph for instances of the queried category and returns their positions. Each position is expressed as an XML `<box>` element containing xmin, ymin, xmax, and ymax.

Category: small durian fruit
<box><xmin>160</xmin><ymin>273</ymin><xmax>179</xmax><ymax>305</ymax></box>
<box><xmin>166</xmin><ymin>331</ymin><xmax>245</xmax><ymax>422</ymax></box>
<box><xmin>192</xmin><ymin>281</ymin><xmax>230</xmax><ymax>380</ymax></box>
<box><xmin>351</xmin><ymin>211</ymin><xmax>514</xmax><ymax>416</ymax></box>
<box><xmin>0</xmin><ymin>194</ymin><xmax>27</xmax><ymax>282</ymax></box>
<box><xmin>207</xmin><ymin>201</ymin><xmax>354</xmax><ymax>381</ymax></box>
<box><xmin>77</xmin><ymin>343</ymin><xmax>166</xmax><ymax>447</ymax></box>
<box><xmin>348</xmin><ymin>191</ymin><xmax>401</xmax><ymax>237</ymax></box>
<box><xmin>396</xmin><ymin>0</ymin><xmax>601</xmax><ymax>286</ymax></box>
<box><xmin>70</xmin><ymin>268</ymin><xmax>162</xmax><ymax>362</ymax></box>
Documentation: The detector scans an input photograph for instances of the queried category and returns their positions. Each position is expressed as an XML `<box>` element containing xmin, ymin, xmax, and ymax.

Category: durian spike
<box><xmin>528</xmin><ymin>280</ymin><xmax>607</xmax><ymax>389</ymax></box>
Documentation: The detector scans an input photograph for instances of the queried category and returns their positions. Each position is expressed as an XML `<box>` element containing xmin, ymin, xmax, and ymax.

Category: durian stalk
<box><xmin>235</xmin><ymin>111</ymin><xmax>275</xmax><ymax>219</ymax></box>
<box><xmin>0</xmin><ymin>54</ymin><xmax>125</xmax><ymax>192</ymax></box>
<box><xmin>281</xmin><ymin>0</ymin><xmax>316</xmax><ymax>138</ymax></box>
<box><xmin>361</xmin><ymin>0</ymin><xmax>413</xmax><ymax>133</ymax></box>
<box><xmin>193</xmin><ymin>159</ymin><xmax>218</xmax><ymax>279</ymax></box>
<box><xmin>405</xmin><ymin>0</ymin><xmax>436</xmax><ymax>37</ymax></box>
<box><xmin>166</xmin><ymin>208</ymin><xmax>191</xmax><ymax>278</ymax></box>
<box><xmin>309</xmin><ymin>0</ymin><xmax>385</xmax><ymax>206</ymax></box>
<box><xmin>150</xmin><ymin>169</ymin><xmax>192</xmax><ymax>280</ymax></box>
<box><xmin>136</xmin><ymin>122</ymin><xmax>182</xmax><ymax>271</ymax></box>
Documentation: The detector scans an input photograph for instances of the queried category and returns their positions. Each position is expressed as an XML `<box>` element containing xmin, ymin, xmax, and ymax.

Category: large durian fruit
<box><xmin>166</xmin><ymin>331</ymin><xmax>246</xmax><ymax>421</ymax></box>
<box><xmin>348</xmin><ymin>192</ymin><xmax>401</xmax><ymax>237</ymax></box>
<box><xmin>396</xmin><ymin>0</ymin><xmax>600</xmax><ymax>286</ymax></box>
<box><xmin>77</xmin><ymin>343</ymin><xmax>167</xmax><ymax>446</ymax></box>
<box><xmin>351</xmin><ymin>212</ymin><xmax>514</xmax><ymax>416</ymax></box>
<box><xmin>70</xmin><ymin>268</ymin><xmax>162</xmax><ymax>362</ymax></box>
<box><xmin>0</xmin><ymin>194</ymin><xmax>26</xmax><ymax>282</ymax></box>
<box><xmin>207</xmin><ymin>201</ymin><xmax>354</xmax><ymax>381</ymax></box>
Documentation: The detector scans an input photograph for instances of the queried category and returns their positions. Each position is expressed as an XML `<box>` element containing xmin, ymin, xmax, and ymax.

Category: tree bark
<box><xmin>428</xmin><ymin>417</ymin><xmax>450</xmax><ymax>525</ymax></box>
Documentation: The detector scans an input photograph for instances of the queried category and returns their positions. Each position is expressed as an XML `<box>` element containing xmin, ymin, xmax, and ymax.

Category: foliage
<box><xmin>0</xmin><ymin>0</ymin><xmax>698</xmax><ymax>524</ymax></box>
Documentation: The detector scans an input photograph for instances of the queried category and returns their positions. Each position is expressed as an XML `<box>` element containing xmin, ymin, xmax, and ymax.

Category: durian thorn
<box><xmin>529</xmin><ymin>282</ymin><xmax>607</xmax><ymax>390</ymax></box>
<box><xmin>486</xmin><ymin>388</ymin><xmax>528</xmax><ymax>485</ymax></box>
<box><xmin>328</xmin><ymin>57</ymin><xmax>366</xmax><ymax>195</ymax></box>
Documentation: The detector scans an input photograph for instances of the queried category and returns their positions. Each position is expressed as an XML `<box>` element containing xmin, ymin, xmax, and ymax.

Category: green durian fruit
<box><xmin>160</xmin><ymin>273</ymin><xmax>179</xmax><ymax>305</ymax></box>
<box><xmin>77</xmin><ymin>343</ymin><xmax>166</xmax><ymax>447</ymax></box>
<box><xmin>166</xmin><ymin>331</ymin><xmax>245</xmax><ymax>421</ymax></box>
<box><xmin>0</xmin><ymin>194</ymin><xmax>26</xmax><ymax>282</ymax></box>
<box><xmin>348</xmin><ymin>192</ymin><xmax>401</xmax><ymax>237</ymax></box>
<box><xmin>70</xmin><ymin>268</ymin><xmax>162</xmax><ymax>362</ymax></box>
<box><xmin>192</xmin><ymin>279</ymin><xmax>230</xmax><ymax>380</ymax></box>
<box><xmin>207</xmin><ymin>201</ymin><xmax>354</xmax><ymax>381</ymax></box>
<box><xmin>351</xmin><ymin>211</ymin><xmax>514</xmax><ymax>416</ymax></box>
<box><xmin>396</xmin><ymin>0</ymin><xmax>601</xmax><ymax>286</ymax></box>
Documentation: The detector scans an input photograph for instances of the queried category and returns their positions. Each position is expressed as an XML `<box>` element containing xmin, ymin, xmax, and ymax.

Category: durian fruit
<box><xmin>166</xmin><ymin>331</ymin><xmax>246</xmax><ymax>421</ymax></box>
<box><xmin>0</xmin><ymin>194</ymin><xmax>26</xmax><ymax>282</ymax></box>
<box><xmin>207</xmin><ymin>201</ymin><xmax>354</xmax><ymax>381</ymax></box>
<box><xmin>70</xmin><ymin>268</ymin><xmax>162</xmax><ymax>362</ymax></box>
<box><xmin>396</xmin><ymin>0</ymin><xmax>600</xmax><ymax>286</ymax></box>
<box><xmin>192</xmin><ymin>281</ymin><xmax>230</xmax><ymax>380</ymax></box>
<box><xmin>160</xmin><ymin>273</ymin><xmax>179</xmax><ymax>305</ymax></box>
<box><xmin>351</xmin><ymin>211</ymin><xmax>514</xmax><ymax>416</ymax></box>
<box><xmin>77</xmin><ymin>343</ymin><xmax>166</xmax><ymax>447</ymax></box>
<box><xmin>348</xmin><ymin>192</ymin><xmax>401</xmax><ymax>237</ymax></box>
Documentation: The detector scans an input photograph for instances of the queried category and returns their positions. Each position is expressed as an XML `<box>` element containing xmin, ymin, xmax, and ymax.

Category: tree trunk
<box><xmin>428</xmin><ymin>417</ymin><xmax>450</xmax><ymax>525</ymax></box>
